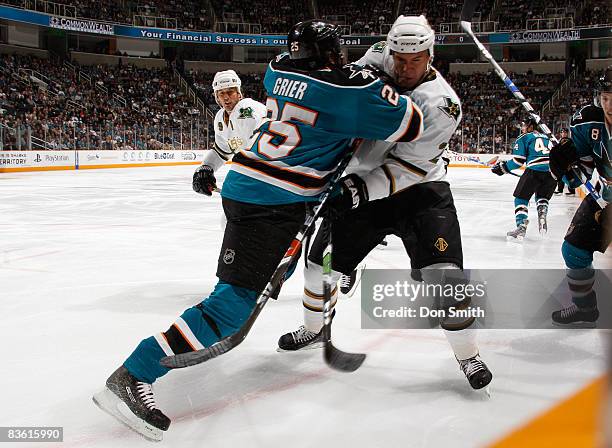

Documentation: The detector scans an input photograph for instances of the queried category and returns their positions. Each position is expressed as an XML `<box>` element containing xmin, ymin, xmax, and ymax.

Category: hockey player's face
<box><xmin>601</xmin><ymin>92</ymin><xmax>612</xmax><ymax>125</ymax></box>
<box><xmin>216</xmin><ymin>87</ymin><xmax>241</xmax><ymax>113</ymax></box>
<box><xmin>392</xmin><ymin>50</ymin><xmax>431</xmax><ymax>90</ymax></box>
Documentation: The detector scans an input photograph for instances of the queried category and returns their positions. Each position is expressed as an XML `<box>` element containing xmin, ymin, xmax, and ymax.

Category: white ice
<box><xmin>1</xmin><ymin>166</ymin><xmax>610</xmax><ymax>448</ymax></box>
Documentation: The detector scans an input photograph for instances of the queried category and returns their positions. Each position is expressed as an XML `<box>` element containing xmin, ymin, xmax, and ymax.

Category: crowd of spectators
<box><xmin>401</xmin><ymin>0</ymin><xmax>493</xmax><ymax>30</ymax></box>
<box><xmin>0</xmin><ymin>54</ymin><xmax>209</xmax><ymax>150</ymax></box>
<box><xmin>445</xmin><ymin>70</ymin><xmax>564</xmax><ymax>153</ymax></box>
<box><xmin>211</xmin><ymin>0</ymin><xmax>311</xmax><ymax>34</ymax></box>
<box><xmin>546</xmin><ymin>69</ymin><xmax>604</xmax><ymax>130</ymax></box>
<box><xmin>1</xmin><ymin>50</ymin><xmax>603</xmax><ymax>155</ymax></box>
<box><xmin>2</xmin><ymin>0</ymin><xmax>610</xmax><ymax>33</ymax></box>
<box><xmin>318</xmin><ymin>0</ymin><xmax>395</xmax><ymax>35</ymax></box>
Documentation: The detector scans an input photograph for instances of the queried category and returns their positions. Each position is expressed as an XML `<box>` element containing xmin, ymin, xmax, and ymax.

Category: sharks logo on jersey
<box><xmin>347</xmin><ymin>65</ymin><xmax>377</xmax><ymax>80</ymax></box>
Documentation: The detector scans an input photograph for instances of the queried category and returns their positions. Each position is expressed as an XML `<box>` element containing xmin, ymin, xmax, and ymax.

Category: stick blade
<box><xmin>460</xmin><ymin>0</ymin><xmax>479</xmax><ymax>22</ymax></box>
<box><xmin>160</xmin><ymin>337</ymin><xmax>236</xmax><ymax>369</ymax></box>
<box><xmin>324</xmin><ymin>343</ymin><xmax>366</xmax><ymax>373</ymax></box>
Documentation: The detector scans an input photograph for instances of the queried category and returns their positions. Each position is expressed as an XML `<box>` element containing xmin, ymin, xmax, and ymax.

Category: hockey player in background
<box><xmin>92</xmin><ymin>20</ymin><xmax>424</xmax><ymax>441</ymax></box>
<box><xmin>192</xmin><ymin>70</ymin><xmax>268</xmax><ymax>196</ymax></box>
<box><xmin>491</xmin><ymin>116</ymin><xmax>556</xmax><ymax>240</ymax></box>
<box><xmin>278</xmin><ymin>15</ymin><xmax>493</xmax><ymax>392</ymax></box>
<box><xmin>554</xmin><ymin>128</ymin><xmax>575</xmax><ymax>195</ymax></box>
<box><xmin>549</xmin><ymin>67</ymin><xmax>611</xmax><ymax>327</ymax></box>
<box><xmin>192</xmin><ymin>69</ymin><xmax>355</xmax><ymax>291</ymax></box>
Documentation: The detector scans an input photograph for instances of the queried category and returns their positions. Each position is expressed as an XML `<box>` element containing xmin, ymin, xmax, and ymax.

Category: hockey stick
<box><xmin>449</xmin><ymin>151</ymin><xmax>521</xmax><ymax>177</ymax></box>
<box><xmin>459</xmin><ymin>0</ymin><xmax>606</xmax><ymax>209</ymax></box>
<box><xmin>160</xmin><ymin>141</ymin><xmax>363</xmax><ymax>369</ymax></box>
<box><xmin>320</xmin><ymin>218</ymin><xmax>366</xmax><ymax>372</ymax></box>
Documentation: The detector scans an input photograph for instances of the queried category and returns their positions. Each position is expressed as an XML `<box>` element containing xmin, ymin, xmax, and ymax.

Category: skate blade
<box><xmin>482</xmin><ymin>385</ymin><xmax>492</xmax><ymax>398</ymax></box>
<box><xmin>506</xmin><ymin>235</ymin><xmax>525</xmax><ymax>243</ymax></box>
<box><xmin>92</xmin><ymin>387</ymin><xmax>164</xmax><ymax>442</ymax></box>
<box><xmin>552</xmin><ymin>320</ymin><xmax>597</xmax><ymax>329</ymax></box>
<box><xmin>276</xmin><ymin>341</ymin><xmax>324</xmax><ymax>353</ymax></box>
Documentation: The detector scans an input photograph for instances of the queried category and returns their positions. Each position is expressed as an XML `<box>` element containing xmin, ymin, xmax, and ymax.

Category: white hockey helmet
<box><xmin>212</xmin><ymin>69</ymin><xmax>242</xmax><ymax>94</ymax></box>
<box><xmin>387</xmin><ymin>15</ymin><xmax>435</xmax><ymax>57</ymax></box>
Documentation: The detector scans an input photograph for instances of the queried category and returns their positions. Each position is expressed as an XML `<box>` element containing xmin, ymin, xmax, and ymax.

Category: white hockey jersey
<box><xmin>350</xmin><ymin>42</ymin><xmax>462</xmax><ymax>200</ymax></box>
<box><xmin>201</xmin><ymin>98</ymin><xmax>268</xmax><ymax>171</ymax></box>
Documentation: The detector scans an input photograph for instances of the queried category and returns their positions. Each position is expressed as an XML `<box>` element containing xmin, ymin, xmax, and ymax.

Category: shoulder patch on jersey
<box><xmin>571</xmin><ymin>105</ymin><xmax>604</xmax><ymax>126</ymax></box>
<box><xmin>218</xmin><ymin>121</ymin><xmax>223</xmax><ymax>131</ymax></box>
<box><xmin>270</xmin><ymin>56</ymin><xmax>381</xmax><ymax>87</ymax></box>
<box><xmin>438</xmin><ymin>96</ymin><xmax>461</xmax><ymax>121</ymax></box>
<box><xmin>370</xmin><ymin>41</ymin><xmax>387</xmax><ymax>53</ymax></box>
<box><xmin>346</xmin><ymin>64</ymin><xmax>377</xmax><ymax>81</ymax></box>
<box><xmin>238</xmin><ymin>107</ymin><xmax>254</xmax><ymax>119</ymax></box>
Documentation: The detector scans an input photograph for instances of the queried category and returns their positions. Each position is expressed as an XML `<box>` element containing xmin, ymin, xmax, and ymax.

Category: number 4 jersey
<box><xmin>221</xmin><ymin>53</ymin><xmax>424</xmax><ymax>205</ymax></box>
<box><xmin>507</xmin><ymin>131</ymin><xmax>552</xmax><ymax>172</ymax></box>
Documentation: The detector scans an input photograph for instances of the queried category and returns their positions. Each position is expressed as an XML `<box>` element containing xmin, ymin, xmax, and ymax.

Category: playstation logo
<box><xmin>34</xmin><ymin>154</ymin><xmax>42</xmax><ymax>163</ymax></box>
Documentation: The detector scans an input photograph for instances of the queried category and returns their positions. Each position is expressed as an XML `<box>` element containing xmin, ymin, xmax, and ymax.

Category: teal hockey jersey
<box><xmin>506</xmin><ymin>131</ymin><xmax>552</xmax><ymax>172</ymax></box>
<box><xmin>569</xmin><ymin>105</ymin><xmax>611</xmax><ymax>202</ymax></box>
<box><xmin>221</xmin><ymin>53</ymin><xmax>424</xmax><ymax>205</ymax></box>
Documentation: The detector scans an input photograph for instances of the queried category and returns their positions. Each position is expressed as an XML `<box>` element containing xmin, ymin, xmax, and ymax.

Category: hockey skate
<box><xmin>537</xmin><ymin>205</ymin><xmax>548</xmax><ymax>236</ymax></box>
<box><xmin>339</xmin><ymin>263</ymin><xmax>365</xmax><ymax>297</ymax></box>
<box><xmin>552</xmin><ymin>304</ymin><xmax>599</xmax><ymax>328</ymax></box>
<box><xmin>506</xmin><ymin>220</ymin><xmax>528</xmax><ymax>242</ymax></box>
<box><xmin>92</xmin><ymin>366</ymin><xmax>170</xmax><ymax>442</ymax></box>
<box><xmin>277</xmin><ymin>325</ymin><xmax>324</xmax><ymax>351</ymax></box>
<box><xmin>457</xmin><ymin>354</ymin><xmax>492</xmax><ymax>393</ymax></box>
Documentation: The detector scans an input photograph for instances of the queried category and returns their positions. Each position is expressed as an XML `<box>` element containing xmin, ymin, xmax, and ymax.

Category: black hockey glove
<box><xmin>192</xmin><ymin>165</ymin><xmax>217</xmax><ymax>196</ymax></box>
<box><xmin>549</xmin><ymin>137</ymin><xmax>578</xmax><ymax>181</ymax></box>
<box><xmin>327</xmin><ymin>174</ymin><xmax>369</xmax><ymax>219</ymax></box>
<box><xmin>491</xmin><ymin>161</ymin><xmax>510</xmax><ymax>176</ymax></box>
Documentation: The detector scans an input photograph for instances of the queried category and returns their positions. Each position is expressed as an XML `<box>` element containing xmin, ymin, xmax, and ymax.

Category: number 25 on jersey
<box><xmin>258</xmin><ymin>98</ymin><xmax>318</xmax><ymax>159</ymax></box>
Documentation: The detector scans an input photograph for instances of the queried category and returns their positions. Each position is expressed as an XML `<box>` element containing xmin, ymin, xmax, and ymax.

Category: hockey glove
<box><xmin>327</xmin><ymin>174</ymin><xmax>369</xmax><ymax>219</ymax></box>
<box><xmin>192</xmin><ymin>165</ymin><xmax>217</xmax><ymax>196</ymax></box>
<box><xmin>491</xmin><ymin>161</ymin><xmax>510</xmax><ymax>176</ymax></box>
<box><xmin>549</xmin><ymin>137</ymin><xmax>578</xmax><ymax>181</ymax></box>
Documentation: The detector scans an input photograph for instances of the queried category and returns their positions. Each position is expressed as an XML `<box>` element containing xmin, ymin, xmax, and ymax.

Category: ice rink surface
<box><xmin>1</xmin><ymin>165</ymin><xmax>610</xmax><ymax>447</ymax></box>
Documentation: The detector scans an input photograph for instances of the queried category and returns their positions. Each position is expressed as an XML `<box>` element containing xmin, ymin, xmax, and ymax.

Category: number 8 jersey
<box><xmin>221</xmin><ymin>52</ymin><xmax>424</xmax><ymax>205</ymax></box>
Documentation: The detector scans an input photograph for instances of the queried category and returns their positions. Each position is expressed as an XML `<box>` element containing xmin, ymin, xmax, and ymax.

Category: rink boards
<box><xmin>0</xmin><ymin>150</ymin><xmax>513</xmax><ymax>173</ymax></box>
<box><xmin>0</xmin><ymin>149</ymin><xmax>205</xmax><ymax>172</ymax></box>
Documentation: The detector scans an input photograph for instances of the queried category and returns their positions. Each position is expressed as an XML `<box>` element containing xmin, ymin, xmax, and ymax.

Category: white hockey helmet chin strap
<box><xmin>387</xmin><ymin>15</ymin><xmax>435</xmax><ymax>71</ymax></box>
<box><xmin>212</xmin><ymin>69</ymin><xmax>243</xmax><ymax>107</ymax></box>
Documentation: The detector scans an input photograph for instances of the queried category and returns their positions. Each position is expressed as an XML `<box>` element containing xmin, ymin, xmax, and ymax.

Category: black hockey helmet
<box><xmin>594</xmin><ymin>66</ymin><xmax>611</xmax><ymax>107</ymax></box>
<box><xmin>520</xmin><ymin>115</ymin><xmax>537</xmax><ymax>131</ymax></box>
<box><xmin>287</xmin><ymin>20</ymin><xmax>342</xmax><ymax>69</ymax></box>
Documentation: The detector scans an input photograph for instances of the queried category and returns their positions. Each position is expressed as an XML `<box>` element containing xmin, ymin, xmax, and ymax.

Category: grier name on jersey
<box><xmin>272</xmin><ymin>78</ymin><xmax>308</xmax><ymax>100</ymax></box>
